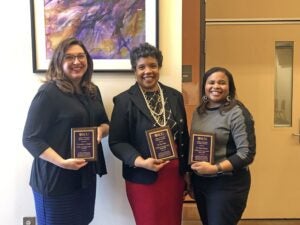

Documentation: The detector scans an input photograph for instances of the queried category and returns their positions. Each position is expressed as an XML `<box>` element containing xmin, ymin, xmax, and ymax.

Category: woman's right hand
<box><xmin>59</xmin><ymin>158</ymin><xmax>88</xmax><ymax>170</ymax></box>
<box><xmin>40</xmin><ymin>147</ymin><xmax>88</xmax><ymax>170</ymax></box>
<box><xmin>134</xmin><ymin>156</ymin><xmax>169</xmax><ymax>172</ymax></box>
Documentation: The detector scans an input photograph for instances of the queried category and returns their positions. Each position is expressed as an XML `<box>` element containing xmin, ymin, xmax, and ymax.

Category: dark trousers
<box><xmin>191</xmin><ymin>169</ymin><xmax>251</xmax><ymax>225</ymax></box>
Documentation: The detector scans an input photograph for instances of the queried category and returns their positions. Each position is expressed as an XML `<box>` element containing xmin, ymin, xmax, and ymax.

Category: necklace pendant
<box><xmin>139</xmin><ymin>83</ymin><xmax>167</xmax><ymax>127</ymax></box>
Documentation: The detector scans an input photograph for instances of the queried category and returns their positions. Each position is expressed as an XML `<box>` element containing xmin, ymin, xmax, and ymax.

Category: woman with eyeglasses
<box><xmin>23</xmin><ymin>37</ymin><xmax>109</xmax><ymax>225</ymax></box>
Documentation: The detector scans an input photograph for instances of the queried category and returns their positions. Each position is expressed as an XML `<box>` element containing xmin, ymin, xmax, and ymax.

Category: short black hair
<box><xmin>130</xmin><ymin>42</ymin><xmax>163</xmax><ymax>70</ymax></box>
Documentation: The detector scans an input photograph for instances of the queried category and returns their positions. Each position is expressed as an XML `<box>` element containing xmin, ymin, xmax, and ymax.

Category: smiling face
<box><xmin>205</xmin><ymin>71</ymin><xmax>230</xmax><ymax>108</ymax></box>
<box><xmin>62</xmin><ymin>44</ymin><xmax>87</xmax><ymax>85</ymax></box>
<box><xmin>135</xmin><ymin>56</ymin><xmax>160</xmax><ymax>91</ymax></box>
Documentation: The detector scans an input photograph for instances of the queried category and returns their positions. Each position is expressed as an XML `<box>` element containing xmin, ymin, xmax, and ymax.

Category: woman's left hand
<box><xmin>97</xmin><ymin>124</ymin><xmax>109</xmax><ymax>144</ymax></box>
<box><xmin>183</xmin><ymin>173</ymin><xmax>195</xmax><ymax>199</ymax></box>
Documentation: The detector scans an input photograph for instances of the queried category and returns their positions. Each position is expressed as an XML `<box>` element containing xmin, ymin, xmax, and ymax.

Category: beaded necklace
<box><xmin>139</xmin><ymin>83</ymin><xmax>166</xmax><ymax>127</ymax></box>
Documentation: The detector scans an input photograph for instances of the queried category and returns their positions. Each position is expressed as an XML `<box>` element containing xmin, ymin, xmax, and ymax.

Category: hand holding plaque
<box><xmin>145</xmin><ymin>126</ymin><xmax>177</xmax><ymax>161</ymax></box>
<box><xmin>189</xmin><ymin>132</ymin><xmax>215</xmax><ymax>164</ymax></box>
<box><xmin>71</xmin><ymin>127</ymin><xmax>98</xmax><ymax>161</ymax></box>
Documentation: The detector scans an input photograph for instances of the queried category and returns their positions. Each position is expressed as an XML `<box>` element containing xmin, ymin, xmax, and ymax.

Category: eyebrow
<box><xmin>65</xmin><ymin>53</ymin><xmax>85</xmax><ymax>55</ymax></box>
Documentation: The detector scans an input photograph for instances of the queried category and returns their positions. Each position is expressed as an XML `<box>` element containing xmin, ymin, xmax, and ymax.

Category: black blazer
<box><xmin>109</xmin><ymin>82</ymin><xmax>189</xmax><ymax>184</ymax></box>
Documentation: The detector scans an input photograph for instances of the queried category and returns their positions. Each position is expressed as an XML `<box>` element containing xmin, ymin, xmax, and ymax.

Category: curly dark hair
<box><xmin>130</xmin><ymin>42</ymin><xmax>163</xmax><ymax>70</ymax></box>
<box><xmin>45</xmin><ymin>37</ymin><xmax>97</xmax><ymax>98</ymax></box>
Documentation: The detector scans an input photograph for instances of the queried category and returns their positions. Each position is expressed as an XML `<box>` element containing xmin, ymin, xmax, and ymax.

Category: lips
<box><xmin>210</xmin><ymin>90</ymin><xmax>222</xmax><ymax>96</ymax></box>
<box><xmin>143</xmin><ymin>74</ymin><xmax>154</xmax><ymax>78</ymax></box>
<box><xmin>71</xmin><ymin>66</ymin><xmax>84</xmax><ymax>73</ymax></box>
<box><xmin>143</xmin><ymin>75</ymin><xmax>155</xmax><ymax>82</ymax></box>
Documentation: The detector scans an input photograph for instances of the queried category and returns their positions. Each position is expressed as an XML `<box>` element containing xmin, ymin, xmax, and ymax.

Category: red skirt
<box><xmin>126</xmin><ymin>159</ymin><xmax>185</xmax><ymax>225</ymax></box>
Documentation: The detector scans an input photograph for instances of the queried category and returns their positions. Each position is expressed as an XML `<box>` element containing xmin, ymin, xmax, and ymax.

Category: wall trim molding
<box><xmin>206</xmin><ymin>18</ymin><xmax>300</xmax><ymax>25</ymax></box>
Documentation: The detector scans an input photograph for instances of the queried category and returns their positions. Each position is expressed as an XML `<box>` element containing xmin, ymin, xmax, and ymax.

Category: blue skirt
<box><xmin>33</xmin><ymin>184</ymin><xmax>96</xmax><ymax>225</ymax></box>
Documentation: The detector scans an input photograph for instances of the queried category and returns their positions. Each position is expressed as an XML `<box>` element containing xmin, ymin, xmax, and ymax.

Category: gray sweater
<box><xmin>191</xmin><ymin>104</ymin><xmax>256</xmax><ymax>170</ymax></box>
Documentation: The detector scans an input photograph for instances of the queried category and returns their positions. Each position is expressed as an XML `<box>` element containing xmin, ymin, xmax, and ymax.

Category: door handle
<box><xmin>292</xmin><ymin>133</ymin><xmax>300</xmax><ymax>143</ymax></box>
<box><xmin>293</xmin><ymin>119</ymin><xmax>300</xmax><ymax>143</ymax></box>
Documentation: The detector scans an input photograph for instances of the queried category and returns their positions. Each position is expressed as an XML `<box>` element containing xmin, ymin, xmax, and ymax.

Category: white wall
<box><xmin>0</xmin><ymin>1</ymin><xmax>182</xmax><ymax>225</ymax></box>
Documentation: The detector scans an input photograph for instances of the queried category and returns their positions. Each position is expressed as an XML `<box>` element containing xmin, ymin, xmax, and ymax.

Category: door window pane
<box><xmin>274</xmin><ymin>41</ymin><xmax>293</xmax><ymax>126</ymax></box>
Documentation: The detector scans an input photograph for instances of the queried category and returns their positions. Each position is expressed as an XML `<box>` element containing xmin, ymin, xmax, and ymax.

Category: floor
<box><xmin>183</xmin><ymin>221</ymin><xmax>300</xmax><ymax>225</ymax></box>
<box><xmin>182</xmin><ymin>203</ymin><xmax>300</xmax><ymax>225</ymax></box>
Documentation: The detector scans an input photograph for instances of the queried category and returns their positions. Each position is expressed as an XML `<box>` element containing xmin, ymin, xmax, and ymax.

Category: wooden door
<box><xmin>206</xmin><ymin>23</ymin><xmax>300</xmax><ymax>218</ymax></box>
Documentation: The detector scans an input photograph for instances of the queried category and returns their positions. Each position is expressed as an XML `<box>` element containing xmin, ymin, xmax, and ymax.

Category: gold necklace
<box><xmin>139</xmin><ymin>84</ymin><xmax>166</xmax><ymax>127</ymax></box>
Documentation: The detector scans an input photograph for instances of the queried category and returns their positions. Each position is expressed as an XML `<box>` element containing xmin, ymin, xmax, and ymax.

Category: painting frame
<box><xmin>30</xmin><ymin>0</ymin><xmax>158</xmax><ymax>73</ymax></box>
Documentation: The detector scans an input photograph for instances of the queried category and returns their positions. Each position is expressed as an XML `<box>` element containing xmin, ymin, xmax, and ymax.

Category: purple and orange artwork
<box><xmin>31</xmin><ymin>0</ymin><xmax>157</xmax><ymax>72</ymax></box>
<box><xmin>44</xmin><ymin>0</ymin><xmax>146</xmax><ymax>60</ymax></box>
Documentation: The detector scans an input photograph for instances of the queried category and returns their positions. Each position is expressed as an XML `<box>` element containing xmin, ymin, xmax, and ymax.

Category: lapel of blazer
<box><xmin>128</xmin><ymin>82</ymin><xmax>154</xmax><ymax>123</ymax></box>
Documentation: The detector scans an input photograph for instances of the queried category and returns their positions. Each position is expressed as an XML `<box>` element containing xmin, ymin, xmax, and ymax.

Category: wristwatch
<box><xmin>216</xmin><ymin>163</ymin><xmax>223</xmax><ymax>175</ymax></box>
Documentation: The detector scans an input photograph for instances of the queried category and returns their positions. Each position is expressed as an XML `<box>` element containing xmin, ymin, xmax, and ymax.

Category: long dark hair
<box><xmin>45</xmin><ymin>37</ymin><xmax>97</xmax><ymax>98</ymax></box>
<box><xmin>197</xmin><ymin>66</ymin><xmax>244</xmax><ymax>114</ymax></box>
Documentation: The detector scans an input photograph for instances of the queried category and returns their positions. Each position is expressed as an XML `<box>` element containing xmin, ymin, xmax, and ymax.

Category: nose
<box><xmin>144</xmin><ymin>66</ymin><xmax>152</xmax><ymax>73</ymax></box>
<box><xmin>212</xmin><ymin>82</ymin><xmax>221</xmax><ymax>88</ymax></box>
<box><xmin>73</xmin><ymin>56</ymin><xmax>80</xmax><ymax>64</ymax></box>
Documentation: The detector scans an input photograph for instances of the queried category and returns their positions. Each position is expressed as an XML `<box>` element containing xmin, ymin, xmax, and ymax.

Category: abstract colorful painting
<box><xmin>30</xmin><ymin>0</ymin><xmax>158</xmax><ymax>72</ymax></box>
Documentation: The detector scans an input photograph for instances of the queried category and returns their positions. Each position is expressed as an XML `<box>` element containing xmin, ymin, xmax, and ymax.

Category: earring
<box><xmin>202</xmin><ymin>95</ymin><xmax>208</xmax><ymax>103</ymax></box>
<box><xmin>226</xmin><ymin>95</ymin><xmax>231</xmax><ymax>102</ymax></box>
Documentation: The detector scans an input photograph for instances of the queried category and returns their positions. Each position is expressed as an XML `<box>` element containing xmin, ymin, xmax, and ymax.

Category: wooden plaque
<box><xmin>145</xmin><ymin>126</ymin><xmax>178</xmax><ymax>160</ymax></box>
<box><xmin>71</xmin><ymin>127</ymin><xmax>97</xmax><ymax>161</ymax></box>
<box><xmin>189</xmin><ymin>132</ymin><xmax>215</xmax><ymax>164</ymax></box>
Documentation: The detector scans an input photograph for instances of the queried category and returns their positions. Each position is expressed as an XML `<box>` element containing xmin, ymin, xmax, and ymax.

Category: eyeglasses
<box><xmin>63</xmin><ymin>53</ymin><xmax>87</xmax><ymax>62</ymax></box>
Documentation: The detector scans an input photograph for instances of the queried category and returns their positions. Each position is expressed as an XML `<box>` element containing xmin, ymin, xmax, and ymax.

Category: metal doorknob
<box><xmin>292</xmin><ymin>133</ymin><xmax>300</xmax><ymax>144</ymax></box>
